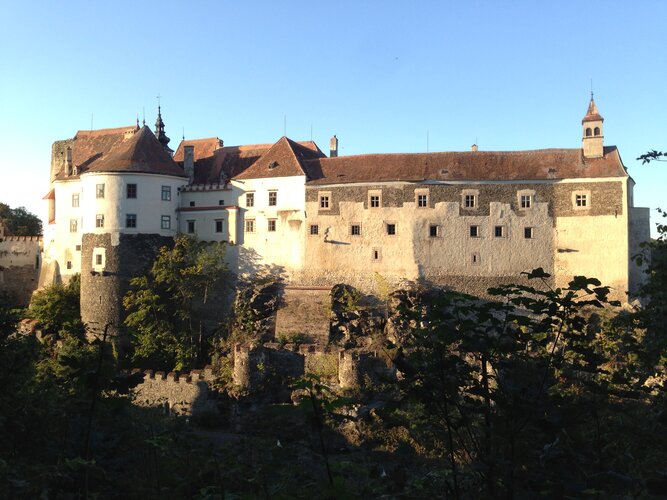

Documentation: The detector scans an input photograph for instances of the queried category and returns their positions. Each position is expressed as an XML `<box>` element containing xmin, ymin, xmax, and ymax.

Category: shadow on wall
<box><xmin>237</xmin><ymin>246</ymin><xmax>287</xmax><ymax>284</ymax></box>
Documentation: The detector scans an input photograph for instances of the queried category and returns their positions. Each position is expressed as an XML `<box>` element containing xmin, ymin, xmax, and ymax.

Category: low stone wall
<box><xmin>132</xmin><ymin>366</ymin><xmax>216</xmax><ymax>416</ymax></box>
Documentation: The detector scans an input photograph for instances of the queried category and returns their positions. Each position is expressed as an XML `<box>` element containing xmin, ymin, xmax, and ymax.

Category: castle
<box><xmin>39</xmin><ymin>97</ymin><xmax>650</xmax><ymax>335</ymax></box>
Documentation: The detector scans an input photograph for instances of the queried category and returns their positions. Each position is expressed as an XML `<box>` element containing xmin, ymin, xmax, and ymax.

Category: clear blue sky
<box><xmin>1</xmin><ymin>0</ymin><xmax>665</xmax><ymax>235</ymax></box>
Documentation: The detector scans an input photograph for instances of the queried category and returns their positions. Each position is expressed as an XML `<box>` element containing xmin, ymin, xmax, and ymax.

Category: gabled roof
<box><xmin>304</xmin><ymin>146</ymin><xmax>627</xmax><ymax>186</ymax></box>
<box><xmin>234</xmin><ymin>137</ymin><xmax>325</xmax><ymax>180</ymax></box>
<box><xmin>85</xmin><ymin>126</ymin><xmax>186</xmax><ymax>177</ymax></box>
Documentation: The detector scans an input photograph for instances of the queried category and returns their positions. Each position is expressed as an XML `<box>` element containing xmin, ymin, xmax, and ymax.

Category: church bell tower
<box><xmin>582</xmin><ymin>93</ymin><xmax>604</xmax><ymax>158</ymax></box>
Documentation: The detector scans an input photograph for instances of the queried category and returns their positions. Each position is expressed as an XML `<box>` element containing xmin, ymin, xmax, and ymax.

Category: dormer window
<box><xmin>268</xmin><ymin>161</ymin><xmax>279</xmax><ymax>169</ymax></box>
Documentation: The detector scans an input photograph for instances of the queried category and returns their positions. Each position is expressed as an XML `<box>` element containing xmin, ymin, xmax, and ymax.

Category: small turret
<box><xmin>154</xmin><ymin>106</ymin><xmax>173</xmax><ymax>154</ymax></box>
<box><xmin>582</xmin><ymin>93</ymin><xmax>604</xmax><ymax>158</ymax></box>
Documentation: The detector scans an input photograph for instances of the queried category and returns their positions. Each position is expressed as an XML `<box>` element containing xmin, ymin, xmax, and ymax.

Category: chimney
<box><xmin>184</xmin><ymin>145</ymin><xmax>195</xmax><ymax>184</ymax></box>
<box><xmin>215</xmin><ymin>138</ymin><xmax>224</xmax><ymax>150</ymax></box>
<box><xmin>330</xmin><ymin>135</ymin><xmax>338</xmax><ymax>158</ymax></box>
<box><xmin>66</xmin><ymin>147</ymin><xmax>73</xmax><ymax>176</ymax></box>
<box><xmin>471</xmin><ymin>144</ymin><xmax>478</xmax><ymax>152</ymax></box>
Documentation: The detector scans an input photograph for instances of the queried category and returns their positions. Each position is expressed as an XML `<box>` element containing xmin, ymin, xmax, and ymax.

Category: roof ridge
<box><xmin>75</xmin><ymin>126</ymin><xmax>135</xmax><ymax>137</ymax></box>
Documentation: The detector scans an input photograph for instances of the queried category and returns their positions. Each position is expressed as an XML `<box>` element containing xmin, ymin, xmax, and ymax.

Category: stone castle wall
<box><xmin>0</xmin><ymin>236</ymin><xmax>42</xmax><ymax>305</ymax></box>
<box><xmin>132</xmin><ymin>366</ymin><xmax>216</xmax><ymax>416</ymax></box>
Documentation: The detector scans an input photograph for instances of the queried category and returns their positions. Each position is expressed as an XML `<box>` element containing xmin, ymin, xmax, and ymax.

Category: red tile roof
<box><xmin>85</xmin><ymin>126</ymin><xmax>186</xmax><ymax>177</ymax></box>
<box><xmin>304</xmin><ymin>147</ymin><xmax>626</xmax><ymax>185</ymax></box>
<box><xmin>234</xmin><ymin>137</ymin><xmax>325</xmax><ymax>180</ymax></box>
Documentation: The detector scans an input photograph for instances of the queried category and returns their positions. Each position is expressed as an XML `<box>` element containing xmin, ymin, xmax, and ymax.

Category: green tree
<box><xmin>123</xmin><ymin>236</ymin><xmax>229</xmax><ymax>371</ymax></box>
<box><xmin>29</xmin><ymin>274</ymin><xmax>84</xmax><ymax>337</ymax></box>
<box><xmin>0</xmin><ymin>202</ymin><xmax>42</xmax><ymax>236</ymax></box>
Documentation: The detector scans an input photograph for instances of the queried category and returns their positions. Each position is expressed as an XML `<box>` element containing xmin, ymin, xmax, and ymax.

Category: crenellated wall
<box><xmin>0</xmin><ymin>236</ymin><xmax>42</xmax><ymax>305</ymax></box>
<box><xmin>132</xmin><ymin>365</ymin><xmax>216</xmax><ymax>416</ymax></box>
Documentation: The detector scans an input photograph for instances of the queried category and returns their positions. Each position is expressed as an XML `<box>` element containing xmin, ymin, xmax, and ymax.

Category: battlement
<box><xmin>0</xmin><ymin>236</ymin><xmax>43</xmax><ymax>243</ymax></box>
<box><xmin>131</xmin><ymin>365</ymin><xmax>215</xmax><ymax>416</ymax></box>
<box><xmin>180</xmin><ymin>183</ymin><xmax>231</xmax><ymax>192</ymax></box>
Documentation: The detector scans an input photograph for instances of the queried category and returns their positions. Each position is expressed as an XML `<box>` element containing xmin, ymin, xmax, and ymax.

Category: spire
<box><xmin>582</xmin><ymin>92</ymin><xmax>603</xmax><ymax>123</ymax></box>
<box><xmin>154</xmin><ymin>105</ymin><xmax>172</xmax><ymax>153</ymax></box>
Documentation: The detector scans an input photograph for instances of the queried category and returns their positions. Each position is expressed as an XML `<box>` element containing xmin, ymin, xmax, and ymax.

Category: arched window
<box><xmin>585</xmin><ymin>128</ymin><xmax>592</xmax><ymax>137</ymax></box>
<box><xmin>594</xmin><ymin>127</ymin><xmax>600</xmax><ymax>136</ymax></box>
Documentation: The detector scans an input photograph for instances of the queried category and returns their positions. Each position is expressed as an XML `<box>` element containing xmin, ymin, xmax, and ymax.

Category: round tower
<box><xmin>78</xmin><ymin>125</ymin><xmax>187</xmax><ymax>351</ymax></box>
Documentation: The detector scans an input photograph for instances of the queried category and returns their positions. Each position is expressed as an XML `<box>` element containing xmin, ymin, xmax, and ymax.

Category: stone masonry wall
<box><xmin>132</xmin><ymin>366</ymin><xmax>215</xmax><ymax>416</ymax></box>
<box><xmin>0</xmin><ymin>236</ymin><xmax>42</xmax><ymax>306</ymax></box>
<box><xmin>274</xmin><ymin>286</ymin><xmax>331</xmax><ymax>343</ymax></box>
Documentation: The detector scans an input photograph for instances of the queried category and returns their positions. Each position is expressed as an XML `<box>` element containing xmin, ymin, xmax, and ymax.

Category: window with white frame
<box><xmin>415</xmin><ymin>189</ymin><xmax>429</xmax><ymax>208</ymax></box>
<box><xmin>246</xmin><ymin>192</ymin><xmax>255</xmax><ymax>207</ymax></box>
<box><xmin>464</xmin><ymin>194</ymin><xmax>476</xmax><ymax>208</ymax></box>
<box><xmin>429</xmin><ymin>224</ymin><xmax>440</xmax><ymax>237</ymax></box>
<box><xmin>524</xmin><ymin>227</ymin><xmax>534</xmax><ymax>239</ymax></box>
<box><xmin>575</xmin><ymin>193</ymin><xmax>589</xmax><ymax>208</ymax></box>
<box><xmin>72</xmin><ymin>194</ymin><xmax>79</xmax><ymax>207</ymax></box>
<box><xmin>518</xmin><ymin>189</ymin><xmax>535</xmax><ymax>209</ymax></box>
<box><xmin>268</xmin><ymin>219</ymin><xmax>277</xmax><ymax>232</ymax></box>
<box><xmin>69</xmin><ymin>219</ymin><xmax>78</xmax><ymax>233</ymax></box>
<box><xmin>368</xmin><ymin>190</ymin><xmax>382</xmax><ymax>208</ymax></box>
<box><xmin>161</xmin><ymin>215</ymin><xmax>171</xmax><ymax>230</ymax></box>
<box><xmin>319</xmin><ymin>192</ymin><xmax>331</xmax><ymax>210</ymax></box>
<box><xmin>127</xmin><ymin>184</ymin><xmax>137</xmax><ymax>199</ymax></box>
<box><xmin>215</xmin><ymin>220</ymin><xmax>223</xmax><ymax>233</ymax></box>
<box><xmin>245</xmin><ymin>219</ymin><xmax>255</xmax><ymax>233</ymax></box>
<box><xmin>95</xmin><ymin>214</ymin><xmax>104</xmax><ymax>228</ymax></box>
<box><xmin>469</xmin><ymin>225</ymin><xmax>480</xmax><ymax>238</ymax></box>
<box><xmin>494</xmin><ymin>225</ymin><xmax>505</xmax><ymax>238</ymax></box>
<box><xmin>96</xmin><ymin>184</ymin><xmax>105</xmax><ymax>199</ymax></box>
<box><xmin>268</xmin><ymin>191</ymin><xmax>277</xmax><ymax>206</ymax></box>
<box><xmin>161</xmin><ymin>185</ymin><xmax>171</xmax><ymax>201</ymax></box>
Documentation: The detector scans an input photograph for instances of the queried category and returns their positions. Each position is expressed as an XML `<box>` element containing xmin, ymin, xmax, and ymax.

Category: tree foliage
<box><xmin>123</xmin><ymin>236</ymin><xmax>229</xmax><ymax>371</ymax></box>
<box><xmin>0</xmin><ymin>202</ymin><xmax>42</xmax><ymax>236</ymax></box>
<box><xmin>29</xmin><ymin>274</ymin><xmax>84</xmax><ymax>337</ymax></box>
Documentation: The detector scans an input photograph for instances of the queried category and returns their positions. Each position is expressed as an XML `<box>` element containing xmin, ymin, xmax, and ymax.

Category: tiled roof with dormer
<box><xmin>304</xmin><ymin>147</ymin><xmax>627</xmax><ymax>185</ymax></box>
<box><xmin>233</xmin><ymin>137</ymin><xmax>325</xmax><ymax>180</ymax></box>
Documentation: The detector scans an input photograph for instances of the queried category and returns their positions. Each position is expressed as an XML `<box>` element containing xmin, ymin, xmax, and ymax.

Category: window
<box><xmin>126</xmin><ymin>214</ymin><xmax>137</xmax><ymax>228</ymax></box>
<box><xmin>127</xmin><ymin>183</ymin><xmax>137</xmax><ymax>199</ymax></box>
<box><xmin>594</xmin><ymin>127</ymin><xmax>600</xmax><ymax>136</ymax></box>
<box><xmin>246</xmin><ymin>192</ymin><xmax>255</xmax><ymax>208</ymax></box>
<box><xmin>245</xmin><ymin>219</ymin><xmax>255</xmax><ymax>233</ymax></box>
<box><xmin>161</xmin><ymin>185</ymin><xmax>171</xmax><ymax>201</ymax></box>
<box><xmin>585</xmin><ymin>127</ymin><xmax>592</xmax><ymax>137</ymax></box>
<box><xmin>319</xmin><ymin>195</ymin><xmax>330</xmax><ymax>209</ymax></box>
<box><xmin>75</xmin><ymin>245</ymin><xmax>81</xmax><ymax>251</ymax></box>
<box><xmin>95</xmin><ymin>214</ymin><xmax>104</xmax><ymax>228</ymax></box>
<box><xmin>429</xmin><ymin>224</ymin><xmax>439</xmax><ymax>237</ymax></box>
<box><xmin>268</xmin><ymin>219</ymin><xmax>277</xmax><ymax>232</ymax></box>
<box><xmin>575</xmin><ymin>194</ymin><xmax>588</xmax><ymax>207</ymax></box>
<box><xmin>494</xmin><ymin>225</ymin><xmax>505</xmax><ymax>238</ymax></box>
<box><xmin>310</xmin><ymin>224</ymin><xmax>319</xmax><ymax>235</ymax></box>
<box><xmin>386</xmin><ymin>223</ymin><xmax>396</xmax><ymax>235</ymax></box>
<box><xmin>368</xmin><ymin>190</ymin><xmax>382</xmax><ymax>208</ymax></box>
<box><xmin>189</xmin><ymin>201</ymin><xmax>195</xmax><ymax>207</ymax></box>
<box><xmin>72</xmin><ymin>194</ymin><xmax>79</xmax><ymax>207</ymax></box>
<box><xmin>95</xmin><ymin>254</ymin><xmax>103</xmax><ymax>266</ymax></box>
<box><xmin>470</xmin><ymin>225</ymin><xmax>479</xmax><ymax>238</ymax></box>
<box><xmin>66</xmin><ymin>261</ymin><xmax>72</xmax><ymax>270</ymax></box>
<box><xmin>415</xmin><ymin>190</ymin><xmax>429</xmax><ymax>208</ymax></box>
<box><xmin>351</xmin><ymin>224</ymin><xmax>361</xmax><ymax>236</ymax></box>
<box><xmin>187</xmin><ymin>220</ymin><xmax>195</xmax><ymax>234</ymax></box>
<box><xmin>464</xmin><ymin>194</ymin><xmax>476</xmax><ymax>208</ymax></box>
<box><xmin>161</xmin><ymin>215</ymin><xmax>171</xmax><ymax>230</ymax></box>
<box><xmin>69</xmin><ymin>219</ymin><xmax>78</xmax><ymax>233</ymax></box>
<box><xmin>372</xmin><ymin>248</ymin><xmax>381</xmax><ymax>261</ymax></box>
<box><xmin>471</xmin><ymin>253</ymin><xmax>480</xmax><ymax>265</ymax></box>
<box><xmin>520</xmin><ymin>195</ymin><xmax>532</xmax><ymax>209</ymax></box>
<box><xmin>268</xmin><ymin>191</ymin><xmax>277</xmax><ymax>206</ymax></box>
<box><xmin>96</xmin><ymin>184</ymin><xmax>105</xmax><ymax>199</ymax></box>
<box><xmin>524</xmin><ymin>227</ymin><xmax>534</xmax><ymax>239</ymax></box>
<box><xmin>215</xmin><ymin>220</ymin><xmax>223</xmax><ymax>233</ymax></box>
<box><xmin>218</xmin><ymin>200</ymin><xmax>225</xmax><ymax>206</ymax></box>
